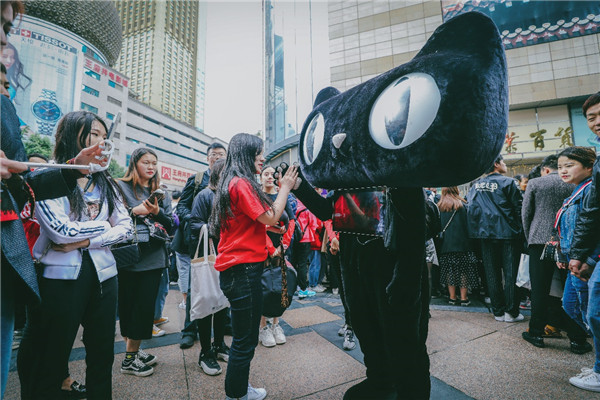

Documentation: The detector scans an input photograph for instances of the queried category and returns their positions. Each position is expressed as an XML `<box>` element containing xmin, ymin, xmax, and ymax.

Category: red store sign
<box><xmin>84</xmin><ymin>58</ymin><xmax>129</xmax><ymax>87</ymax></box>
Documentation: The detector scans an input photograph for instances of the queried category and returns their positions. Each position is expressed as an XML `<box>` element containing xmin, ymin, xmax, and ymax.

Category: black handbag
<box><xmin>262</xmin><ymin>247</ymin><xmax>297</xmax><ymax>318</ymax></box>
<box><xmin>111</xmin><ymin>219</ymin><xmax>144</xmax><ymax>269</ymax></box>
<box><xmin>541</xmin><ymin>230</ymin><xmax>560</xmax><ymax>262</ymax></box>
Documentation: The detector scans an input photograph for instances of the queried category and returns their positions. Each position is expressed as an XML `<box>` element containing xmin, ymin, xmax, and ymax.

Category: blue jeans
<box><xmin>566</xmin><ymin>267</ymin><xmax>600</xmax><ymax>373</ymax></box>
<box><xmin>1</xmin><ymin>265</ymin><xmax>15</xmax><ymax>399</ymax></box>
<box><xmin>176</xmin><ymin>252</ymin><xmax>191</xmax><ymax>294</ymax></box>
<box><xmin>154</xmin><ymin>268</ymin><xmax>169</xmax><ymax>321</ymax></box>
<box><xmin>308</xmin><ymin>250</ymin><xmax>321</xmax><ymax>287</ymax></box>
<box><xmin>219</xmin><ymin>262</ymin><xmax>263</xmax><ymax>399</ymax></box>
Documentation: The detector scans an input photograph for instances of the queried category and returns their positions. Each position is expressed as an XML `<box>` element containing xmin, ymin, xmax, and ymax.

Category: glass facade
<box><xmin>264</xmin><ymin>0</ymin><xmax>331</xmax><ymax>161</ymax></box>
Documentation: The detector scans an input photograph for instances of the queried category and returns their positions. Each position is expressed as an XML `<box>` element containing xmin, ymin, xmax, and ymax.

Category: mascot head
<box><xmin>298</xmin><ymin>12</ymin><xmax>508</xmax><ymax>189</ymax></box>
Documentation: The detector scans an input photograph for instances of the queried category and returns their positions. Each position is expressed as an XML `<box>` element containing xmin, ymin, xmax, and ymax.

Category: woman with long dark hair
<box><xmin>437</xmin><ymin>186</ymin><xmax>479</xmax><ymax>306</ymax></box>
<box><xmin>209</xmin><ymin>133</ymin><xmax>297</xmax><ymax>400</ymax></box>
<box><xmin>116</xmin><ymin>147</ymin><xmax>174</xmax><ymax>377</ymax></box>
<box><xmin>1</xmin><ymin>42</ymin><xmax>32</xmax><ymax>101</ymax></box>
<box><xmin>17</xmin><ymin>111</ymin><xmax>132</xmax><ymax>399</ymax></box>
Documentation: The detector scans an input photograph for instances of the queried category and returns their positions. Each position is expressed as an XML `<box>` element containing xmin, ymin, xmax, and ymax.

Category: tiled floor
<box><xmin>6</xmin><ymin>288</ymin><xmax>600</xmax><ymax>399</ymax></box>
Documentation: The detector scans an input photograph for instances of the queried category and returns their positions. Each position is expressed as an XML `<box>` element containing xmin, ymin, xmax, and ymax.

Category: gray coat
<box><xmin>522</xmin><ymin>172</ymin><xmax>573</xmax><ymax>245</ymax></box>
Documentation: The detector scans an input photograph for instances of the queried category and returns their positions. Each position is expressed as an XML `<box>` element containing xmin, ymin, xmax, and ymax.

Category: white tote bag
<box><xmin>516</xmin><ymin>253</ymin><xmax>531</xmax><ymax>290</ymax></box>
<box><xmin>190</xmin><ymin>225</ymin><xmax>229</xmax><ymax>321</ymax></box>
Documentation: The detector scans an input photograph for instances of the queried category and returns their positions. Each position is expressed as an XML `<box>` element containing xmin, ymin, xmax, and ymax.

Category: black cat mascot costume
<box><xmin>279</xmin><ymin>12</ymin><xmax>508</xmax><ymax>399</ymax></box>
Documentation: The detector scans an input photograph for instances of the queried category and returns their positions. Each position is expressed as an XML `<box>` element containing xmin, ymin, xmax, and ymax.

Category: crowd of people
<box><xmin>423</xmin><ymin>91</ymin><xmax>600</xmax><ymax>394</ymax></box>
<box><xmin>2</xmin><ymin>1</ymin><xmax>600</xmax><ymax>399</ymax></box>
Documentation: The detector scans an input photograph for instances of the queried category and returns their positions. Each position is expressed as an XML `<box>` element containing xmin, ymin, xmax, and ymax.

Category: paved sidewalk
<box><xmin>6</xmin><ymin>288</ymin><xmax>600</xmax><ymax>399</ymax></box>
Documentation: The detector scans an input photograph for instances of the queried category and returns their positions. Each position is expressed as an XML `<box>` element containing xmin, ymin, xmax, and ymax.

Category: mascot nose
<box><xmin>332</xmin><ymin>133</ymin><xmax>346</xmax><ymax>149</ymax></box>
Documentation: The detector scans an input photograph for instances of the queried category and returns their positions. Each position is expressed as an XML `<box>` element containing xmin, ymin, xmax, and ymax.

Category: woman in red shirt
<box><xmin>209</xmin><ymin>133</ymin><xmax>297</xmax><ymax>400</ymax></box>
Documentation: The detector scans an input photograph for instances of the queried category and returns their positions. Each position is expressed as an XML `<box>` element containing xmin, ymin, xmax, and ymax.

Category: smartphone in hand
<box><xmin>147</xmin><ymin>188</ymin><xmax>165</xmax><ymax>204</ymax></box>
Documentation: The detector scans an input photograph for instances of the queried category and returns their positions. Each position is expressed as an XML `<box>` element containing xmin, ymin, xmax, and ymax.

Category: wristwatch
<box><xmin>31</xmin><ymin>89</ymin><xmax>62</xmax><ymax>135</ymax></box>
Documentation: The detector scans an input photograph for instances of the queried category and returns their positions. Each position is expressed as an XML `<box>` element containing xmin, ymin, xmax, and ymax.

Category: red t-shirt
<box><xmin>215</xmin><ymin>177</ymin><xmax>269</xmax><ymax>271</ymax></box>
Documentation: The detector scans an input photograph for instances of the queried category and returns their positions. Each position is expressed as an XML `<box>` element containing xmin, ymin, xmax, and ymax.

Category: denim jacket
<box><xmin>559</xmin><ymin>178</ymin><xmax>593</xmax><ymax>258</ymax></box>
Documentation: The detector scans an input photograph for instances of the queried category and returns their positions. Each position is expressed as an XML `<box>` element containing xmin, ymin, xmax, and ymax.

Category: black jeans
<box><xmin>292</xmin><ymin>242</ymin><xmax>311</xmax><ymax>291</ymax></box>
<box><xmin>198</xmin><ymin>307</ymin><xmax>228</xmax><ymax>352</ymax></box>
<box><xmin>480</xmin><ymin>239</ymin><xmax>521</xmax><ymax>318</ymax></box>
<box><xmin>18</xmin><ymin>252</ymin><xmax>117</xmax><ymax>399</ymax></box>
<box><xmin>219</xmin><ymin>262</ymin><xmax>263</xmax><ymax>398</ymax></box>
<box><xmin>529</xmin><ymin>245</ymin><xmax>588</xmax><ymax>340</ymax></box>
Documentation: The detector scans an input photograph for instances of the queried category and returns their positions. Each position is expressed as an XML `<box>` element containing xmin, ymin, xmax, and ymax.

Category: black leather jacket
<box><xmin>466</xmin><ymin>173</ymin><xmax>523</xmax><ymax>239</ymax></box>
<box><xmin>570</xmin><ymin>156</ymin><xmax>600</xmax><ymax>262</ymax></box>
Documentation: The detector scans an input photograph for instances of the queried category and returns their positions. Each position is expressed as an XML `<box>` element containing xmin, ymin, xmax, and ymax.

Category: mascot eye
<box><xmin>368</xmin><ymin>72</ymin><xmax>440</xmax><ymax>150</ymax></box>
<box><xmin>303</xmin><ymin>112</ymin><xmax>325</xmax><ymax>165</ymax></box>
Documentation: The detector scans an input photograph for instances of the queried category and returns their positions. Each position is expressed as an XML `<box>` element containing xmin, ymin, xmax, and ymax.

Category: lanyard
<box><xmin>554</xmin><ymin>179</ymin><xmax>592</xmax><ymax>231</ymax></box>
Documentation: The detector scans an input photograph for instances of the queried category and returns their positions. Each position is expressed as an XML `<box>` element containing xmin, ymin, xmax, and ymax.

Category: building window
<box><xmin>82</xmin><ymin>85</ymin><xmax>99</xmax><ymax>97</ymax></box>
<box><xmin>106</xmin><ymin>112</ymin><xmax>115</xmax><ymax>120</ymax></box>
<box><xmin>107</xmin><ymin>96</ymin><xmax>122</xmax><ymax>106</ymax></box>
<box><xmin>125</xmin><ymin>154</ymin><xmax>131</xmax><ymax>166</ymax></box>
<box><xmin>84</xmin><ymin>69</ymin><xmax>101</xmax><ymax>80</ymax></box>
<box><xmin>81</xmin><ymin>102</ymin><xmax>98</xmax><ymax>114</ymax></box>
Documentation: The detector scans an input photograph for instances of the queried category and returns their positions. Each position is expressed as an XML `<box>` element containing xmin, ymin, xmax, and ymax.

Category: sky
<box><xmin>204</xmin><ymin>1</ymin><xmax>265</xmax><ymax>143</ymax></box>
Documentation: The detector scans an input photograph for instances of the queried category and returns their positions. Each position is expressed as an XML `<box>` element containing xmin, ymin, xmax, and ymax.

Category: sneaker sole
<box><xmin>120</xmin><ymin>367</ymin><xmax>154</xmax><ymax>377</ymax></box>
<box><xmin>199</xmin><ymin>362</ymin><xmax>222</xmax><ymax>376</ymax></box>
<box><xmin>569</xmin><ymin>380</ymin><xmax>600</xmax><ymax>392</ymax></box>
<box><xmin>260</xmin><ymin>341</ymin><xmax>276</xmax><ymax>348</ymax></box>
<box><xmin>275</xmin><ymin>339</ymin><xmax>286</xmax><ymax>345</ymax></box>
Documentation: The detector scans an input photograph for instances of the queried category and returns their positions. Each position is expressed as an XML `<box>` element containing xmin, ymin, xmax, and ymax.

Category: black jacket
<box><xmin>173</xmin><ymin>170</ymin><xmax>209</xmax><ymax>252</ymax></box>
<box><xmin>466</xmin><ymin>173</ymin><xmax>523</xmax><ymax>239</ymax></box>
<box><xmin>439</xmin><ymin>206</ymin><xmax>473</xmax><ymax>254</ymax></box>
<box><xmin>570</xmin><ymin>156</ymin><xmax>600</xmax><ymax>261</ymax></box>
<box><xmin>188</xmin><ymin>187</ymin><xmax>215</xmax><ymax>257</ymax></box>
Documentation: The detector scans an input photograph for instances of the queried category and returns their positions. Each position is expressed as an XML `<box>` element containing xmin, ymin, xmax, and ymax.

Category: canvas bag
<box><xmin>190</xmin><ymin>225</ymin><xmax>229</xmax><ymax>320</ymax></box>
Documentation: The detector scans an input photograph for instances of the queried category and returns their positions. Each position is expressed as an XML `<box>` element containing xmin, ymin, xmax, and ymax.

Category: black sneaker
<box><xmin>180</xmin><ymin>335</ymin><xmax>195</xmax><ymax>349</ymax></box>
<box><xmin>137</xmin><ymin>349</ymin><xmax>157</xmax><ymax>366</ymax></box>
<box><xmin>571</xmin><ymin>340</ymin><xmax>593</xmax><ymax>354</ymax></box>
<box><xmin>460</xmin><ymin>298</ymin><xmax>471</xmax><ymax>307</ymax></box>
<box><xmin>213</xmin><ymin>342</ymin><xmax>230</xmax><ymax>362</ymax></box>
<box><xmin>199</xmin><ymin>349</ymin><xmax>222</xmax><ymax>376</ymax></box>
<box><xmin>522</xmin><ymin>331</ymin><xmax>544</xmax><ymax>348</ymax></box>
<box><xmin>448</xmin><ymin>298</ymin><xmax>460</xmax><ymax>306</ymax></box>
<box><xmin>120</xmin><ymin>356</ymin><xmax>154</xmax><ymax>377</ymax></box>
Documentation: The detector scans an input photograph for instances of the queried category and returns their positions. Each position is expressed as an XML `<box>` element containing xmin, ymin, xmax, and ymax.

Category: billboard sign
<box><xmin>3</xmin><ymin>16</ymin><xmax>106</xmax><ymax>136</ymax></box>
<box><xmin>158</xmin><ymin>162</ymin><xmax>196</xmax><ymax>188</ymax></box>
<box><xmin>442</xmin><ymin>1</ymin><xmax>599</xmax><ymax>50</ymax></box>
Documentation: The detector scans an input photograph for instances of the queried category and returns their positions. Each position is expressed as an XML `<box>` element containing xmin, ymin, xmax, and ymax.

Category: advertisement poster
<box><xmin>158</xmin><ymin>161</ymin><xmax>196</xmax><ymax>189</ymax></box>
<box><xmin>441</xmin><ymin>1</ymin><xmax>599</xmax><ymax>49</ymax></box>
<box><xmin>2</xmin><ymin>16</ymin><xmax>104</xmax><ymax>136</ymax></box>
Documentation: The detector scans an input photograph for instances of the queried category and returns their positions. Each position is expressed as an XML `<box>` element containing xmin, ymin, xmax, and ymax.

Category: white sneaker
<box><xmin>338</xmin><ymin>324</ymin><xmax>348</xmax><ymax>336</ymax></box>
<box><xmin>152</xmin><ymin>325</ymin><xmax>165</xmax><ymax>337</ymax></box>
<box><xmin>569</xmin><ymin>367</ymin><xmax>600</xmax><ymax>392</ymax></box>
<box><xmin>504</xmin><ymin>312</ymin><xmax>525</xmax><ymax>323</ymax></box>
<box><xmin>343</xmin><ymin>329</ymin><xmax>356</xmax><ymax>350</ymax></box>
<box><xmin>312</xmin><ymin>284</ymin><xmax>327</xmax><ymax>293</ymax></box>
<box><xmin>259</xmin><ymin>325</ymin><xmax>276</xmax><ymax>347</ymax></box>
<box><xmin>271</xmin><ymin>323</ymin><xmax>286</xmax><ymax>345</ymax></box>
<box><xmin>247</xmin><ymin>384</ymin><xmax>267</xmax><ymax>400</ymax></box>
<box><xmin>494</xmin><ymin>315</ymin><xmax>505</xmax><ymax>322</ymax></box>
<box><xmin>332</xmin><ymin>288</ymin><xmax>339</xmax><ymax>295</ymax></box>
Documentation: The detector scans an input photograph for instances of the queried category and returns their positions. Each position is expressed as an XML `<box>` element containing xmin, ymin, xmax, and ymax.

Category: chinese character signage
<box><xmin>442</xmin><ymin>1</ymin><xmax>599</xmax><ymax>50</ymax></box>
<box><xmin>84</xmin><ymin>58</ymin><xmax>128</xmax><ymax>87</ymax></box>
<box><xmin>158</xmin><ymin>162</ymin><xmax>196</xmax><ymax>188</ymax></box>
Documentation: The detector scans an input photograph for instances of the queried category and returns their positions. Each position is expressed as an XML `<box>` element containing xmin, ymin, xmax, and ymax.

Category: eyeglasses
<box><xmin>208</xmin><ymin>152</ymin><xmax>226</xmax><ymax>159</ymax></box>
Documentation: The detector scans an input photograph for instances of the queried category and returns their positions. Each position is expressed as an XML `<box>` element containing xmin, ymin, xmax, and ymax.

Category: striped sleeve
<box><xmin>36</xmin><ymin>198</ymin><xmax>110</xmax><ymax>244</ymax></box>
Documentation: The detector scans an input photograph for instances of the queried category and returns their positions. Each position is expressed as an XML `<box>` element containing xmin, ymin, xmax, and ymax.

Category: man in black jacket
<box><xmin>467</xmin><ymin>155</ymin><xmax>525</xmax><ymax>322</ymax></box>
<box><xmin>567</xmin><ymin>92</ymin><xmax>600</xmax><ymax>393</ymax></box>
<box><xmin>175</xmin><ymin>142</ymin><xmax>226</xmax><ymax>349</ymax></box>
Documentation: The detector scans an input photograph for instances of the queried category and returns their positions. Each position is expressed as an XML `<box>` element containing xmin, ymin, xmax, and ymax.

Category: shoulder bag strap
<box><xmin>440</xmin><ymin>209</ymin><xmax>458</xmax><ymax>235</ymax></box>
<box><xmin>194</xmin><ymin>224</ymin><xmax>207</xmax><ymax>259</ymax></box>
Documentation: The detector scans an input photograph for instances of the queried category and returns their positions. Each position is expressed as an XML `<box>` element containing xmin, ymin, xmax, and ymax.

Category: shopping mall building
<box><xmin>265</xmin><ymin>0</ymin><xmax>599</xmax><ymax>178</ymax></box>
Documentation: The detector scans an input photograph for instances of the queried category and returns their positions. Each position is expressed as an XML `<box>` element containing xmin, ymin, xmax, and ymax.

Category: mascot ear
<box><xmin>313</xmin><ymin>87</ymin><xmax>341</xmax><ymax>108</ymax></box>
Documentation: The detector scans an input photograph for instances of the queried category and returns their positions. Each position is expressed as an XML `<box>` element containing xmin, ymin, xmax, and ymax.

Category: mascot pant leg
<box><xmin>340</xmin><ymin>236</ymin><xmax>430</xmax><ymax>399</ymax></box>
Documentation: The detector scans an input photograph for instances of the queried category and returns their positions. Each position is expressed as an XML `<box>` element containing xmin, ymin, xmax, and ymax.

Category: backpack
<box><xmin>193</xmin><ymin>171</ymin><xmax>204</xmax><ymax>197</ymax></box>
